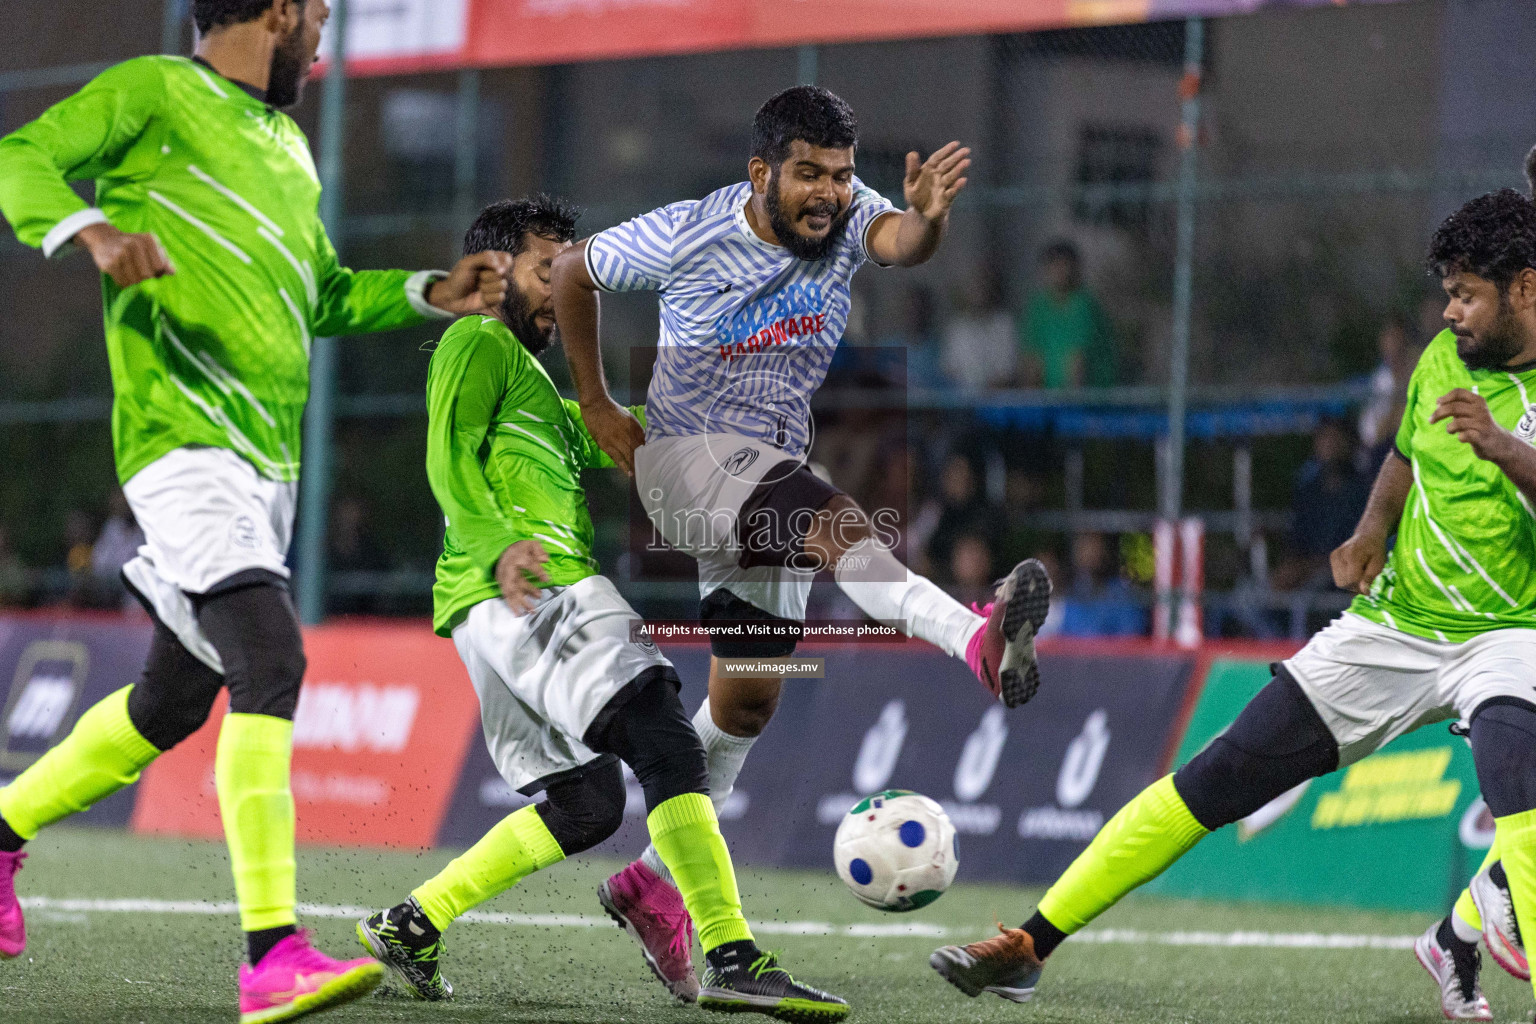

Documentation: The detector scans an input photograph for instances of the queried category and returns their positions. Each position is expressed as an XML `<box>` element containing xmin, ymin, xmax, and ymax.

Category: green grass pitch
<box><xmin>2</xmin><ymin>827</ymin><xmax>1527</xmax><ymax>1023</ymax></box>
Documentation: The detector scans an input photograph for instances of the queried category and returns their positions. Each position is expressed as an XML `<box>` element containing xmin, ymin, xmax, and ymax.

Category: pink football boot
<box><xmin>598</xmin><ymin>860</ymin><xmax>700</xmax><ymax>1002</ymax></box>
<box><xmin>237</xmin><ymin>929</ymin><xmax>383</xmax><ymax>1023</ymax></box>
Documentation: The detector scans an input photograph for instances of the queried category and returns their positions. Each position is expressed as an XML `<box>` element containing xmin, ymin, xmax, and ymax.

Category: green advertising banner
<box><xmin>1147</xmin><ymin>657</ymin><xmax>1490</xmax><ymax>913</ymax></box>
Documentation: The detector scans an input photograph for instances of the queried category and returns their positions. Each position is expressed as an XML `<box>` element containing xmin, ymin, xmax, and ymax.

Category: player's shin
<box><xmin>647</xmin><ymin>792</ymin><xmax>753</xmax><ymax>951</ymax></box>
<box><xmin>412</xmin><ymin>805</ymin><xmax>565</xmax><ymax>932</ymax></box>
<box><xmin>0</xmin><ymin>686</ymin><xmax>159</xmax><ymax>843</ymax></box>
<box><xmin>1454</xmin><ymin>836</ymin><xmax>1502</xmax><ymax>940</ymax></box>
<box><xmin>642</xmin><ymin>699</ymin><xmax>756</xmax><ymax>886</ymax></box>
<box><xmin>215</xmin><ymin>714</ymin><xmax>298</xmax><ymax>940</ymax></box>
<box><xmin>1034</xmin><ymin>775</ymin><xmax>1208</xmax><ymax>944</ymax></box>
<box><xmin>833</xmin><ymin>538</ymin><xmax>979</xmax><ymax>658</ymax></box>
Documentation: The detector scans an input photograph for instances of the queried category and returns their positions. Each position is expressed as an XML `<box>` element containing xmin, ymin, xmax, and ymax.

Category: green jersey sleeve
<box><xmin>0</xmin><ymin>57</ymin><xmax>166</xmax><ymax>255</ymax></box>
<box><xmin>560</xmin><ymin>398</ymin><xmax>647</xmax><ymax>469</ymax></box>
<box><xmin>426</xmin><ymin>325</ymin><xmax>523</xmax><ymax>573</ymax></box>
<box><xmin>1393</xmin><ymin>361</ymin><xmax>1422</xmax><ymax>459</ymax></box>
<box><xmin>310</xmin><ymin>219</ymin><xmax>444</xmax><ymax>337</ymax></box>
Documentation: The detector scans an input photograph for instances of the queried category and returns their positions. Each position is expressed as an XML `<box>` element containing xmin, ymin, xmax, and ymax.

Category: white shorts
<box><xmin>635</xmin><ymin>433</ymin><xmax>816</xmax><ymax>622</ymax></box>
<box><xmin>1284</xmin><ymin>612</ymin><xmax>1536</xmax><ymax>766</ymax></box>
<box><xmin>121</xmin><ymin>446</ymin><xmax>298</xmax><ymax>673</ymax></box>
<box><xmin>453</xmin><ymin>575</ymin><xmax>674</xmax><ymax>793</ymax></box>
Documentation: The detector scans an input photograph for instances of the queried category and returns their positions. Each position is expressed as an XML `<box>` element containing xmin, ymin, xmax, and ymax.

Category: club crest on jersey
<box><xmin>723</xmin><ymin>447</ymin><xmax>760</xmax><ymax>476</ymax></box>
<box><xmin>1517</xmin><ymin>404</ymin><xmax>1536</xmax><ymax>442</ymax></box>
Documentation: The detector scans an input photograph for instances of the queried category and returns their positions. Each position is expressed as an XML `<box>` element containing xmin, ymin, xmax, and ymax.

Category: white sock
<box><xmin>834</xmin><ymin>538</ymin><xmax>982</xmax><ymax>660</ymax></box>
<box><xmin>639</xmin><ymin>699</ymin><xmax>758</xmax><ymax>887</ymax></box>
<box><xmin>1451</xmin><ymin>908</ymin><xmax>1483</xmax><ymax>945</ymax></box>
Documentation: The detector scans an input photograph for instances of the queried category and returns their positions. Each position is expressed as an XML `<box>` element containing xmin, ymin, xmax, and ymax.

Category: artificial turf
<box><xmin>2</xmin><ymin>827</ymin><xmax>1525</xmax><ymax>1023</ymax></box>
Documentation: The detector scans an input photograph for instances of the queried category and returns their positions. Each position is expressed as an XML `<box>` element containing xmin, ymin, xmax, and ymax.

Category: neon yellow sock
<box><xmin>1038</xmin><ymin>775</ymin><xmax>1209</xmax><ymax>934</ymax></box>
<box><xmin>215</xmin><ymin>714</ymin><xmax>297</xmax><ymax>932</ymax></box>
<box><xmin>1453</xmin><ymin>834</ymin><xmax>1502</xmax><ymax>935</ymax></box>
<box><xmin>412</xmin><ymin>804</ymin><xmax>565</xmax><ymax>932</ymax></box>
<box><xmin>0</xmin><ymin>686</ymin><xmax>159</xmax><ymax>840</ymax></box>
<box><xmin>1493</xmin><ymin>808</ymin><xmax>1536</xmax><ymax>1001</ymax></box>
<box><xmin>647</xmin><ymin>792</ymin><xmax>753</xmax><ymax>952</ymax></box>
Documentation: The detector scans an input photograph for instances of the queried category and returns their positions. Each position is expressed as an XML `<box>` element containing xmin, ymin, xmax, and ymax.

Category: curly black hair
<box><xmin>1426</xmin><ymin>188</ymin><xmax>1536</xmax><ymax>290</ymax></box>
<box><xmin>463</xmin><ymin>195</ymin><xmax>580</xmax><ymax>259</ymax></box>
<box><xmin>194</xmin><ymin>0</ymin><xmax>303</xmax><ymax>34</ymax></box>
<box><xmin>751</xmin><ymin>86</ymin><xmax>858</xmax><ymax>167</ymax></box>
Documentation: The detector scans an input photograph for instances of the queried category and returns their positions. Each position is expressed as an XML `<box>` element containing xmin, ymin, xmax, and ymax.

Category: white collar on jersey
<box><xmin>734</xmin><ymin>190</ymin><xmax>789</xmax><ymax>255</ymax></box>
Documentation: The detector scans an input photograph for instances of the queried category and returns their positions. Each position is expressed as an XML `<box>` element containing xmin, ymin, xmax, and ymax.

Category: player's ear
<box><xmin>748</xmin><ymin>157</ymin><xmax>771</xmax><ymax>195</ymax></box>
<box><xmin>1516</xmin><ymin>268</ymin><xmax>1536</xmax><ymax>312</ymax></box>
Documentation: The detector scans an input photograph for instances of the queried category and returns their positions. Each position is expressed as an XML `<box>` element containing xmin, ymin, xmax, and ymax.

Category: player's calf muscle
<box><xmin>707</xmin><ymin>669</ymin><xmax>782</xmax><ymax>737</ymax></box>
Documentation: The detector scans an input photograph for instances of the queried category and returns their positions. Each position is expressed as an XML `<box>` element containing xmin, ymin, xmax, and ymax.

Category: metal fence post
<box><xmin>161</xmin><ymin>0</ymin><xmax>185</xmax><ymax>54</ymax></box>
<box><xmin>453</xmin><ymin>68</ymin><xmax>481</xmax><ymax>231</ymax></box>
<box><xmin>295</xmin><ymin>0</ymin><xmax>349</xmax><ymax>625</ymax></box>
<box><xmin>1161</xmin><ymin>17</ymin><xmax>1203</xmax><ymax>523</ymax></box>
<box><xmin>797</xmin><ymin>45</ymin><xmax>818</xmax><ymax>86</ymax></box>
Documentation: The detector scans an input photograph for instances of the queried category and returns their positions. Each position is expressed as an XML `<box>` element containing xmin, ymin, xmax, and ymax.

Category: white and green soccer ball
<box><xmin>833</xmin><ymin>789</ymin><xmax>958</xmax><ymax>912</ymax></box>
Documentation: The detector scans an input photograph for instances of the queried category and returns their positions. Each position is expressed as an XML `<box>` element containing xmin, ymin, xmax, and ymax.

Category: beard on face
<box><xmin>503</xmin><ymin>285</ymin><xmax>557</xmax><ymax>357</ymax></box>
<box><xmin>764</xmin><ymin>167</ymin><xmax>851</xmax><ymax>262</ymax></box>
<box><xmin>1456</xmin><ymin>293</ymin><xmax>1527</xmax><ymax>371</ymax></box>
<box><xmin>266</xmin><ymin>19</ymin><xmax>311</xmax><ymax>108</ymax></box>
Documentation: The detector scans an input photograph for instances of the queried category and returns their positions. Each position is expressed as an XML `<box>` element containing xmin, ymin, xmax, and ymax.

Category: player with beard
<box><xmin>550</xmin><ymin>85</ymin><xmax>1052</xmax><ymax>998</ymax></box>
<box><xmin>931</xmin><ymin>189</ymin><xmax>1536</xmax><ymax>1013</ymax></box>
<box><xmin>356</xmin><ymin>197</ymin><xmax>848</xmax><ymax>1021</ymax></box>
<box><xmin>0</xmin><ymin>2</ymin><xmax>515</xmax><ymax>1019</ymax></box>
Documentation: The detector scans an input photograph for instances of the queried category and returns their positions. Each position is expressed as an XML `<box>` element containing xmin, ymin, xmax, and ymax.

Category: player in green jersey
<box><xmin>353</xmin><ymin>197</ymin><xmax>848</xmax><ymax>1021</ymax></box>
<box><xmin>930</xmin><ymin>189</ymin><xmax>1536</xmax><ymax>1014</ymax></box>
<box><xmin>0</xmin><ymin>2</ymin><xmax>512</xmax><ymax>1020</ymax></box>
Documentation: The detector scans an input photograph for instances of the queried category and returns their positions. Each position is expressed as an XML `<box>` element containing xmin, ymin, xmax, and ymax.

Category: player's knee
<box><xmin>802</xmin><ymin>493</ymin><xmax>870</xmax><ymax>565</ymax></box>
<box><xmin>128</xmin><ymin>685</ymin><xmax>220</xmax><ymax>751</ymax></box>
<box><xmin>701</xmin><ymin>588</ymin><xmax>801</xmax><ymax>659</ymax></box>
<box><xmin>1173</xmin><ymin>670</ymin><xmax>1338</xmax><ymax>830</ymax></box>
<box><xmin>583</xmin><ymin>670</ymin><xmax>709</xmax><ymax>811</ymax></box>
<box><xmin>126</xmin><ymin>626</ymin><xmax>225</xmax><ymax>751</ymax></box>
<box><xmin>1470</xmin><ymin>699</ymin><xmax>1536</xmax><ymax>817</ymax></box>
<box><xmin>537</xmin><ymin>759</ymin><xmax>626</xmax><ymax>856</ymax></box>
<box><xmin>195</xmin><ymin>581</ymin><xmax>307</xmax><ymax>720</ymax></box>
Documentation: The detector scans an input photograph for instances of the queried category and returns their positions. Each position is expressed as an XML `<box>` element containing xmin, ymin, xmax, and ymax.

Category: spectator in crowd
<box><xmin>911</xmin><ymin>453</ymin><xmax>996</xmax><ymax>578</ymax></box>
<box><xmin>90</xmin><ymin>489</ymin><xmax>144</xmax><ymax>606</ymax></box>
<box><xmin>1018</xmin><ymin>240</ymin><xmax>1115</xmax><ymax>389</ymax></box>
<box><xmin>948</xmin><ymin>532</ymin><xmax>996</xmax><ymax>607</ymax></box>
<box><xmin>940</xmin><ymin>267</ymin><xmax>1015</xmax><ymax>390</ymax></box>
<box><xmin>0</xmin><ymin>525</ymin><xmax>31</xmax><ymax>607</ymax></box>
<box><xmin>1059</xmin><ymin>531</ymin><xmax>1147</xmax><ymax>637</ymax></box>
<box><xmin>61</xmin><ymin>508</ymin><xmax>97</xmax><ymax>606</ymax></box>
<box><xmin>1357</xmin><ymin>315</ymin><xmax>1418</xmax><ymax>470</ymax></box>
<box><xmin>1271</xmin><ymin>417</ymin><xmax>1371</xmax><ymax>591</ymax></box>
<box><xmin>881</xmin><ymin>284</ymin><xmax>949</xmax><ymax>390</ymax></box>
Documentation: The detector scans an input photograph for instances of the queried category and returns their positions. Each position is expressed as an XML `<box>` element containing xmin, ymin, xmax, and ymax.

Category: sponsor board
<box><xmin>1147</xmin><ymin>657</ymin><xmax>1483</xmax><ymax>913</ymax></box>
<box><xmin>133</xmin><ymin>622</ymin><xmax>481</xmax><ymax>848</ymax></box>
<box><xmin>0</xmin><ymin>616</ymin><xmax>152</xmax><ymax>831</ymax></box>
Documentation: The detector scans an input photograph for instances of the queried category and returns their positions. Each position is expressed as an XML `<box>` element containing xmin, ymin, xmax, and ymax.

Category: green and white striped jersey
<box><xmin>0</xmin><ymin>55</ymin><xmax>446</xmax><ymax>484</ymax></box>
<box><xmin>1351</xmin><ymin>330</ymin><xmax>1536</xmax><ymax>641</ymax></box>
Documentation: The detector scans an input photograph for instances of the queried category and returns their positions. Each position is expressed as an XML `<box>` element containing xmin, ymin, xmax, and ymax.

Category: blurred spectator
<box><xmin>1357</xmin><ymin>315</ymin><xmax>1418</xmax><ymax>469</ymax></box>
<box><xmin>911</xmin><ymin>454</ymin><xmax>996</xmax><ymax>578</ymax></box>
<box><xmin>61</xmin><ymin>508</ymin><xmax>96</xmax><ymax>606</ymax></box>
<box><xmin>1031</xmin><ymin>548</ymin><xmax>1067</xmax><ymax>639</ymax></box>
<box><xmin>1271</xmin><ymin>418</ymin><xmax>1371</xmax><ymax>591</ymax></box>
<box><xmin>940</xmin><ymin>267</ymin><xmax>1016</xmax><ymax>391</ymax></box>
<box><xmin>880</xmin><ymin>285</ymin><xmax>948</xmax><ymax>390</ymax></box>
<box><xmin>1018</xmin><ymin>240</ymin><xmax>1115</xmax><ymax>389</ymax></box>
<box><xmin>948</xmin><ymin>533</ymin><xmax>995</xmax><ymax>607</ymax></box>
<box><xmin>1059</xmin><ymin>532</ymin><xmax>1147</xmax><ymax>637</ymax></box>
<box><xmin>0</xmin><ymin>526</ymin><xmax>31</xmax><ymax>607</ymax></box>
<box><xmin>329</xmin><ymin>496</ymin><xmax>389</xmax><ymax>614</ymax></box>
<box><xmin>90</xmin><ymin>490</ymin><xmax>144</xmax><ymax>606</ymax></box>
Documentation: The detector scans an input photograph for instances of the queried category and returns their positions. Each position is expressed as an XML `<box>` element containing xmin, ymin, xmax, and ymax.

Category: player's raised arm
<box><xmin>551</xmin><ymin>239</ymin><xmax>649</xmax><ymax>475</ymax></box>
<box><xmin>0</xmin><ymin>58</ymin><xmax>175</xmax><ymax>285</ymax></box>
<box><xmin>864</xmin><ymin>141</ymin><xmax>971</xmax><ymax>268</ymax></box>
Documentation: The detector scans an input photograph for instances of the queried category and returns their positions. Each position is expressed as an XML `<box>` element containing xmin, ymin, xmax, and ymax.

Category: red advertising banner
<box><xmin>322</xmin><ymin>0</ymin><xmax>1408</xmax><ymax>77</ymax></box>
<box><xmin>131</xmin><ymin>622</ymin><xmax>482</xmax><ymax>849</ymax></box>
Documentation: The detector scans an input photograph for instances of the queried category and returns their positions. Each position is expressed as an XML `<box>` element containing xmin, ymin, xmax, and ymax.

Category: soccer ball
<box><xmin>833</xmin><ymin>789</ymin><xmax>958</xmax><ymax>912</ymax></box>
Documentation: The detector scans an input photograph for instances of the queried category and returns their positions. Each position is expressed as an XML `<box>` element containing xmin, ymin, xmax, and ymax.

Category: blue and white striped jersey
<box><xmin>584</xmin><ymin>179</ymin><xmax>895</xmax><ymax>456</ymax></box>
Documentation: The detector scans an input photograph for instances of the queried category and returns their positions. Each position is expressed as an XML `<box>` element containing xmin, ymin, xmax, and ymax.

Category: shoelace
<box><xmin>1505</xmin><ymin>895</ymin><xmax>1524</xmax><ymax>948</ymax></box>
<box><xmin>749</xmin><ymin>950</ymin><xmax>789</xmax><ymax>981</ymax></box>
<box><xmin>282</xmin><ymin>930</ymin><xmax>352</xmax><ymax>973</ymax></box>
<box><xmin>965</xmin><ymin>923</ymin><xmax>1032</xmax><ymax>962</ymax></box>
<box><xmin>662</xmin><ymin>909</ymin><xmax>693</xmax><ymax>959</ymax></box>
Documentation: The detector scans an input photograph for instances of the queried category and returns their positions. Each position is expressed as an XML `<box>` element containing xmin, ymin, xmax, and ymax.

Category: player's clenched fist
<box><xmin>76</xmin><ymin>221</ymin><xmax>174</xmax><ymax>287</ymax></box>
<box><xmin>581</xmin><ymin>397</ymin><xmax>646</xmax><ymax>477</ymax></box>
<box><xmin>496</xmin><ymin>539</ymin><xmax>551</xmax><ymax>616</ymax></box>
<box><xmin>428</xmin><ymin>250</ymin><xmax>514</xmax><ymax>315</ymax></box>
<box><xmin>1331</xmin><ymin>532</ymin><xmax>1388</xmax><ymax>595</ymax></box>
<box><xmin>1431</xmin><ymin>388</ymin><xmax>1517</xmax><ymax>464</ymax></box>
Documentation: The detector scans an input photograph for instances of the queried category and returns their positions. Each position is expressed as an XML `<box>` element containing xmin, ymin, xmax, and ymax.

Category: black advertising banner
<box><xmin>0</xmin><ymin>615</ymin><xmax>154</xmax><ymax>831</ymax></box>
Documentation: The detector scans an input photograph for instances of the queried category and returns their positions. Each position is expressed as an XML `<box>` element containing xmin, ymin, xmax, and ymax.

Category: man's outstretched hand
<box><xmin>496</xmin><ymin>539</ymin><xmax>551</xmax><ymax>616</ymax></box>
<box><xmin>582</xmin><ymin>397</ymin><xmax>645</xmax><ymax>477</ymax></box>
<box><xmin>77</xmin><ymin>222</ymin><xmax>174</xmax><ymax>288</ymax></box>
<box><xmin>427</xmin><ymin>250</ymin><xmax>514</xmax><ymax>315</ymax></box>
<box><xmin>903</xmin><ymin>141</ymin><xmax>971</xmax><ymax>223</ymax></box>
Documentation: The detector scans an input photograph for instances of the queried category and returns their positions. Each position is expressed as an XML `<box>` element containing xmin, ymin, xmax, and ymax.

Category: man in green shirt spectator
<box><xmin>1019</xmin><ymin>240</ymin><xmax>1115</xmax><ymax>389</ymax></box>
